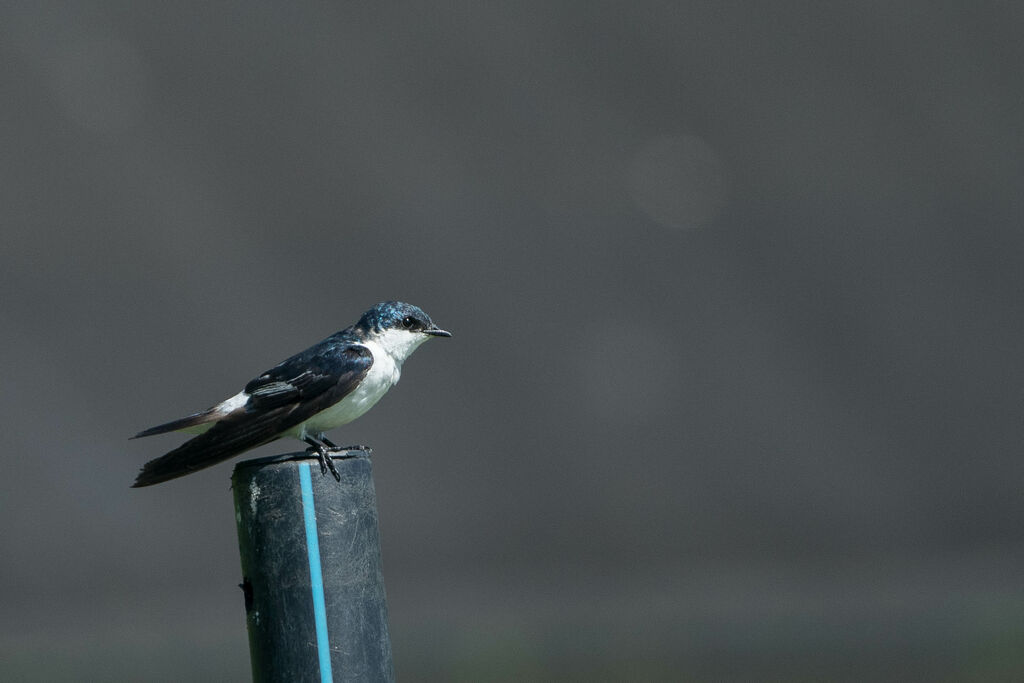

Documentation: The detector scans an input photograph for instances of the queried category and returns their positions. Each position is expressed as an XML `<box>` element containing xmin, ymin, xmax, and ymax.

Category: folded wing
<box><xmin>132</xmin><ymin>344</ymin><xmax>372</xmax><ymax>487</ymax></box>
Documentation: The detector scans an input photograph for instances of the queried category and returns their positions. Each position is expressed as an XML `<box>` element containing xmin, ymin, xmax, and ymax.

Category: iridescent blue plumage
<box><xmin>356</xmin><ymin>301</ymin><xmax>442</xmax><ymax>334</ymax></box>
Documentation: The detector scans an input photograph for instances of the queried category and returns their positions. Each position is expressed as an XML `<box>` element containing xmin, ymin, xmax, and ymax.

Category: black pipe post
<box><xmin>232</xmin><ymin>452</ymin><xmax>395</xmax><ymax>683</ymax></box>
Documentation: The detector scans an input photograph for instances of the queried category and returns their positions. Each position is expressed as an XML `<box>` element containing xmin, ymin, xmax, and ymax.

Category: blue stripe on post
<box><xmin>299</xmin><ymin>463</ymin><xmax>333</xmax><ymax>682</ymax></box>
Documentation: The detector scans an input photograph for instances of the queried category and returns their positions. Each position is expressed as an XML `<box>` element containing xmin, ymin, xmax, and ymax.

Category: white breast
<box><xmin>286</xmin><ymin>338</ymin><xmax>402</xmax><ymax>439</ymax></box>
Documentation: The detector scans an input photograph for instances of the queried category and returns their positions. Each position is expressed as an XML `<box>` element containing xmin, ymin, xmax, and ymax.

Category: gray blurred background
<box><xmin>2</xmin><ymin>3</ymin><xmax>1023</xmax><ymax>681</ymax></box>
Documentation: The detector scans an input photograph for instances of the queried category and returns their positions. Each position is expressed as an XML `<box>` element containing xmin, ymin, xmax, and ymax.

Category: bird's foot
<box><xmin>303</xmin><ymin>438</ymin><xmax>342</xmax><ymax>482</ymax></box>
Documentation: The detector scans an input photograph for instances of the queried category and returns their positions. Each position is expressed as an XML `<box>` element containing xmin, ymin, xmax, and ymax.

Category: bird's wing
<box><xmin>132</xmin><ymin>343</ymin><xmax>373</xmax><ymax>487</ymax></box>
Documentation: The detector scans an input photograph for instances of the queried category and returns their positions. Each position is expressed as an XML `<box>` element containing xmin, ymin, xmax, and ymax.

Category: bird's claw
<box><xmin>323</xmin><ymin>453</ymin><xmax>341</xmax><ymax>482</ymax></box>
<box><xmin>304</xmin><ymin>437</ymin><xmax>371</xmax><ymax>482</ymax></box>
<box><xmin>304</xmin><ymin>438</ymin><xmax>342</xmax><ymax>482</ymax></box>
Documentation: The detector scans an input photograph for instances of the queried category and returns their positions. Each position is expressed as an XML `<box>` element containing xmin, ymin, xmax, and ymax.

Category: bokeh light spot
<box><xmin>628</xmin><ymin>134</ymin><xmax>727</xmax><ymax>230</ymax></box>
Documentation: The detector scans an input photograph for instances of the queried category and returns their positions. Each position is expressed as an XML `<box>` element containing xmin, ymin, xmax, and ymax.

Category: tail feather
<box><xmin>132</xmin><ymin>404</ymin><xmax>295</xmax><ymax>487</ymax></box>
<box><xmin>132</xmin><ymin>444</ymin><xmax>236</xmax><ymax>487</ymax></box>
<box><xmin>132</xmin><ymin>431</ymin><xmax>266</xmax><ymax>487</ymax></box>
<box><xmin>132</xmin><ymin>410</ymin><xmax>220</xmax><ymax>439</ymax></box>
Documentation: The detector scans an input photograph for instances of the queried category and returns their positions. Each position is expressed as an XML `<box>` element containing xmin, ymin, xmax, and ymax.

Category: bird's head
<box><xmin>357</xmin><ymin>301</ymin><xmax>452</xmax><ymax>360</ymax></box>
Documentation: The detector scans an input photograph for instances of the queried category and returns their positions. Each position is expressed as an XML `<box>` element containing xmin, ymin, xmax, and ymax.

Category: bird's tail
<box><xmin>132</xmin><ymin>408</ymin><xmax>285</xmax><ymax>487</ymax></box>
<box><xmin>132</xmin><ymin>409</ymin><xmax>221</xmax><ymax>438</ymax></box>
<box><xmin>132</xmin><ymin>440</ymin><xmax>240</xmax><ymax>487</ymax></box>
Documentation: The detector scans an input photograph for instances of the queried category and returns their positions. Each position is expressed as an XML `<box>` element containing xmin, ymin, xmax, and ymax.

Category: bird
<box><xmin>131</xmin><ymin>301</ymin><xmax>451</xmax><ymax>487</ymax></box>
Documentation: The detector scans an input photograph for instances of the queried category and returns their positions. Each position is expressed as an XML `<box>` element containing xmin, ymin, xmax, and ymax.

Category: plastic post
<box><xmin>232</xmin><ymin>453</ymin><xmax>395</xmax><ymax>682</ymax></box>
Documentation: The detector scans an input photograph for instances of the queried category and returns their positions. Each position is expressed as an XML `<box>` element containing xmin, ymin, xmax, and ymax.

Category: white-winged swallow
<box><xmin>132</xmin><ymin>301</ymin><xmax>451</xmax><ymax>487</ymax></box>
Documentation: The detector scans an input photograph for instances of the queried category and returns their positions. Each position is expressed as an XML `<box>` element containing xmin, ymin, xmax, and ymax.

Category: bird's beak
<box><xmin>424</xmin><ymin>327</ymin><xmax>452</xmax><ymax>338</ymax></box>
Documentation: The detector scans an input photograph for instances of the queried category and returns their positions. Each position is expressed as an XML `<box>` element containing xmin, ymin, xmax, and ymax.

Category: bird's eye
<box><xmin>402</xmin><ymin>316</ymin><xmax>416</xmax><ymax>329</ymax></box>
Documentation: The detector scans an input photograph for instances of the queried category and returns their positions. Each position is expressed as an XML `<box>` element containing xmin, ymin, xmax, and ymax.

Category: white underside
<box><xmin>284</xmin><ymin>337</ymin><xmax>404</xmax><ymax>439</ymax></box>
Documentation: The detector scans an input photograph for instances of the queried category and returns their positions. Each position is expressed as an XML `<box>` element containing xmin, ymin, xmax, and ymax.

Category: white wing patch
<box><xmin>178</xmin><ymin>390</ymin><xmax>249</xmax><ymax>434</ymax></box>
